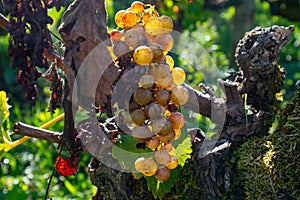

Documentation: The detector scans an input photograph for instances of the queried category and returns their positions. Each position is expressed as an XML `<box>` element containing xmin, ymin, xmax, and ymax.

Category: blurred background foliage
<box><xmin>0</xmin><ymin>0</ymin><xmax>299</xmax><ymax>199</ymax></box>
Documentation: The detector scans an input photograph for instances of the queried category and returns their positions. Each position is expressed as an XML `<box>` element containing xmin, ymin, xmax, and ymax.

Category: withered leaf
<box><xmin>59</xmin><ymin>0</ymin><xmax>120</xmax><ymax>111</ymax></box>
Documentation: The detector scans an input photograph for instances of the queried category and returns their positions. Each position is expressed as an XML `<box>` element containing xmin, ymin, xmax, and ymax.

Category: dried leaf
<box><xmin>59</xmin><ymin>0</ymin><xmax>120</xmax><ymax>110</ymax></box>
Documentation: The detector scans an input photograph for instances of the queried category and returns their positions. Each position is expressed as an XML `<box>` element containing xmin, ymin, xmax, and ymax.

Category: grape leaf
<box><xmin>175</xmin><ymin>136</ymin><xmax>192</xmax><ymax>167</ymax></box>
<box><xmin>146</xmin><ymin>167</ymin><xmax>180</xmax><ymax>199</ymax></box>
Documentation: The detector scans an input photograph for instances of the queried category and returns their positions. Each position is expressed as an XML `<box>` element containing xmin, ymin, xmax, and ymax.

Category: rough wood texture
<box><xmin>235</xmin><ymin>25</ymin><xmax>294</xmax><ymax>112</ymax></box>
<box><xmin>13</xmin><ymin>122</ymin><xmax>62</xmax><ymax>143</ymax></box>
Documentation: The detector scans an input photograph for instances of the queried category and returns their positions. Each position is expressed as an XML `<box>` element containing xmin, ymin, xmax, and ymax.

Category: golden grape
<box><xmin>133</xmin><ymin>46</ymin><xmax>153</xmax><ymax>66</ymax></box>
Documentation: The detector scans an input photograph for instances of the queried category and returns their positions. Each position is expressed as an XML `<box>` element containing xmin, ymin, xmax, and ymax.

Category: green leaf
<box><xmin>175</xmin><ymin>136</ymin><xmax>192</xmax><ymax>167</ymax></box>
<box><xmin>112</xmin><ymin>134</ymin><xmax>153</xmax><ymax>170</ymax></box>
<box><xmin>146</xmin><ymin>167</ymin><xmax>181</xmax><ymax>199</ymax></box>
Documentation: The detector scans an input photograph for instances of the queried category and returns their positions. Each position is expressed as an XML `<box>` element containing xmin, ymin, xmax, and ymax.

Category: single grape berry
<box><xmin>166</xmin><ymin>55</ymin><xmax>175</xmax><ymax>69</ymax></box>
<box><xmin>115</xmin><ymin>10</ymin><xmax>126</xmax><ymax>28</ymax></box>
<box><xmin>146</xmin><ymin>136</ymin><xmax>160</xmax><ymax>150</ymax></box>
<box><xmin>124</xmin><ymin>29</ymin><xmax>144</xmax><ymax>49</ymax></box>
<box><xmin>159</xmin><ymin>129</ymin><xmax>175</xmax><ymax>144</ymax></box>
<box><xmin>162</xmin><ymin>143</ymin><xmax>174</xmax><ymax>152</ymax></box>
<box><xmin>155</xmin><ymin>166</ymin><xmax>170</xmax><ymax>181</ymax></box>
<box><xmin>130</xmin><ymin>109</ymin><xmax>146</xmax><ymax>125</ymax></box>
<box><xmin>150</xmin><ymin>63</ymin><xmax>171</xmax><ymax>79</ymax></box>
<box><xmin>139</xmin><ymin>75</ymin><xmax>155</xmax><ymax>89</ymax></box>
<box><xmin>159</xmin><ymin>15</ymin><xmax>174</xmax><ymax>34</ymax></box>
<box><xmin>135</xmin><ymin>157</ymin><xmax>146</xmax><ymax>172</ymax></box>
<box><xmin>110</xmin><ymin>29</ymin><xmax>123</xmax><ymax>41</ymax></box>
<box><xmin>170</xmin><ymin>86</ymin><xmax>189</xmax><ymax>105</ymax></box>
<box><xmin>131</xmin><ymin>1</ymin><xmax>144</xmax><ymax>13</ymax></box>
<box><xmin>154</xmin><ymin>33</ymin><xmax>174</xmax><ymax>52</ymax></box>
<box><xmin>155</xmin><ymin>74</ymin><xmax>174</xmax><ymax>89</ymax></box>
<box><xmin>149</xmin><ymin>43</ymin><xmax>164</xmax><ymax>63</ymax></box>
<box><xmin>133</xmin><ymin>46</ymin><xmax>153</xmax><ymax>66</ymax></box>
<box><xmin>154</xmin><ymin>150</ymin><xmax>171</xmax><ymax>165</ymax></box>
<box><xmin>131</xmin><ymin>125</ymin><xmax>153</xmax><ymax>143</ymax></box>
<box><xmin>152</xmin><ymin>117</ymin><xmax>172</xmax><ymax>136</ymax></box>
<box><xmin>166</xmin><ymin>155</ymin><xmax>178</xmax><ymax>169</ymax></box>
<box><xmin>134</xmin><ymin>88</ymin><xmax>153</xmax><ymax>105</ymax></box>
<box><xmin>145</xmin><ymin>103</ymin><xmax>164</xmax><ymax>120</ymax></box>
<box><xmin>144</xmin><ymin>16</ymin><xmax>163</xmax><ymax>35</ymax></box>
<box><xmin>155</xmin><ymin>89</ymin><xmax>170</xmax><ymax>106</ymax></box>
<box><xmin>172</xmin><ymin>67</ymin><xmax>186</xmax><ymax>85</ymax></box>
<box><xmin>140</xmin><ymin>158</ymin><xmax>158</xmax><ymax>176</ymax></box>
<box><xmin>122</xmin><ymin>10</ymin><xmax>138</xmax><ymax>29</ymax></box>
<box><xmin>168</xmin><ymin>112</ymin><xmax>185</xmax><ymax>129</ymax></box>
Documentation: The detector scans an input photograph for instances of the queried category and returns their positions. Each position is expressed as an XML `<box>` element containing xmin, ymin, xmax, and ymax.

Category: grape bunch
<box><xmin>5</xmin><ymin>0</ymin><xmax>63</xmax><ymax>100</ymax></box>
<box><xmin>110</xmin><ymin>1</ymin><xmax>189</xmax><ymax>182</ymax></box>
